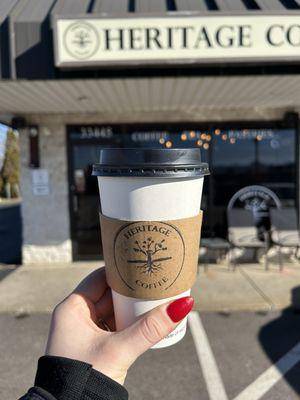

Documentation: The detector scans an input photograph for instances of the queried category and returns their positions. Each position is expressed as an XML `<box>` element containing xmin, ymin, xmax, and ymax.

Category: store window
<box><xmin>211</xmin><ymin>127</ymin><xmax>296</xmax><ymax>236</ymax></box>
<box><xmin>67</xmin><ymin>124</ymin><xmax>296</xmax><ymax>259</ymax></box>
<box><xmin>0</xmin><ymin>125</ymin><xmax>20</xmax><ymax>200</ymax></box>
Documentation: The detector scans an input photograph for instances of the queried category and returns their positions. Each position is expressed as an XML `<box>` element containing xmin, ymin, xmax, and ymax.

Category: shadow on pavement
<box><xmin>0</xmin><ymin>265</ymin><xmax>18</xmax><ymax>281</ymax></box>
<box><xmin>259</xmin><ymin>286</ymin><xmax>300</xmax><ymax>395</ymax></box>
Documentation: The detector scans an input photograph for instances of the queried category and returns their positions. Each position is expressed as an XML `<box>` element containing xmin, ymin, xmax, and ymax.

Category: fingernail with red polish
<box><xmin>166</xmin><ymin>296</ymin><xmax>194</xmax><ymax>322</ymax></box>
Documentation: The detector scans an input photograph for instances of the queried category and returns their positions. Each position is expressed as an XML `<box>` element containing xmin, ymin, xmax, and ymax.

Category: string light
<box><xmin>189</xmin><ymin>131</ymin><xmax>196</xmax><ymax>138</ymax></box>
<box><xmin>159</xmin><ymin>138</ymin><xmax>165</xmax><ymax>144</ymax></box>
<box><xmin>256</xmin><ymin>135</ymin><xmax>262</xmax><ymax>141</ymax></box>
<box><xmin>221</xmin><ymin>134</ymin><xmax>228</xmax><ymax>141</ymax></box>
<box><xmin>203</xmin><ymin>143</ymin><xmax>209</xmax><ymax>150</ymax></box>
<box><xmin>181</xmin><ymin>133</ymin><xmax>187</xmax><ymax>141</ymax></box>
<box><xmin>214</xmin><ymin>129</ymin><xmax>221</xmax><ymax>135</ymax></box>
<box><xmin>230</xmin><ymin>138</ymin><xmax>236</xmax><ymax>144</ymax></box>
<box><xmin>196</xmin><ymin>139</ymin><xmax>203</xmax><ymax>146</ymax></box>
<box><xmin>206</xmin><ymin>134</ymin><xmax>212</xmax><ymax>142</ymax></box>
<box><xmin>165</xmin><ymin>140</ymin><xmax>172</xmax><ymax>148</ymax></box>
<box><xmin>200</xmin><ymin>133</ymin><xmax>207</xmax><ymax>140</ymax></box>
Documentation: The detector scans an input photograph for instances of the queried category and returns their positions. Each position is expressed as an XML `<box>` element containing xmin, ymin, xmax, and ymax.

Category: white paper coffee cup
<box><xmin>93</xmin><ymin>148</ymin><xmax>209</xmax><ymax>348</ymax></box>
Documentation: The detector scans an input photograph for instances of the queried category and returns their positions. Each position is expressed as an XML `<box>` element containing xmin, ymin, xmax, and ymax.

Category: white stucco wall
<box><xmin>20</xmin><ymin>118</ymin><xmax>71</xmax><ymax>264</ymax></box>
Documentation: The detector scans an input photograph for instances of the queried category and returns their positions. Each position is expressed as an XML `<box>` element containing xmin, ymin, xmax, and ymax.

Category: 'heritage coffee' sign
<box><xmin>54</xmin><ymin>15</ymin><xmax>300</xmax><ymax>67</ymax></box>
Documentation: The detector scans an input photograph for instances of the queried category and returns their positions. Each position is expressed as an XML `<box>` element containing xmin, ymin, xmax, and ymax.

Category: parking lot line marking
<box><xmin>233</xmin><ymin>342</ymin><xmax>300</xmax><ymax>400</ymax></box>
<box><xmin>188</xmin><ymin>312</ymin><xmax>229</xmax><ymax>400</ymax></box>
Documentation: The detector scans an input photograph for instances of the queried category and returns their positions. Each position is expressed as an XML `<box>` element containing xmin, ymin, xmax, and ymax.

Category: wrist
<box><xmin>35</xmin><ymin>355</ymin><xmax>128</xmax><ymax>400</ymax></box>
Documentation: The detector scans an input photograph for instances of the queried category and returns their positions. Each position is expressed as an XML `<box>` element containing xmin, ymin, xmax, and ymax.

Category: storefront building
<box><xmin>0</xmin><ymin>0</ymin><xmax>299</xmax><ymax>263</ymax></box>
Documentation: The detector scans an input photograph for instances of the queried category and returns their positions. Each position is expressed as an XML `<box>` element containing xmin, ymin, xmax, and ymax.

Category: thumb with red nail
<box><xmin>110</xmin><ymin>295</ymin><xmax>194</xmax><ymax>370</ymax></box>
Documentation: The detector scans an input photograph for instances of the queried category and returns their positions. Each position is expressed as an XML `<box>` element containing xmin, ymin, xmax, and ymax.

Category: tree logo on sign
<box><xmin>64</xmin><ymin>22</ymin><xmax>99</xmax><ymax>60</ymax></box>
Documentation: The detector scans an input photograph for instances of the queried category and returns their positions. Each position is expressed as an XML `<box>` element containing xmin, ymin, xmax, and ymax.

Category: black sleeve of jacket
<box><xmin>19</xmin><ymin>355</ymin><xmax>128</xmax><ymax>400</ymax></box>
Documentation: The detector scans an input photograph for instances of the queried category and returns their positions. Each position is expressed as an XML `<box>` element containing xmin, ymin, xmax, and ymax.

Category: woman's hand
<box><xmin>45</xmin><ymin>267</ymin><xmax>194</xmax><ymax>385</ymax></box>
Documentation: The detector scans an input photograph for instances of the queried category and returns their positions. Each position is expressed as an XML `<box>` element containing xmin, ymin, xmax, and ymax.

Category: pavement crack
<box><xmin>239</xmin><ymin>268</ymin><xmax>274</xmax><ymax>311</ymax></box>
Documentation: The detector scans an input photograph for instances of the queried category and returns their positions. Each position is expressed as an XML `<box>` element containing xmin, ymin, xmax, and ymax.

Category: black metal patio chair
<box><xmin>199</xmin><ymin>237</ymin><xmax>231</xmax><ymax>270</ymax></box>
<box><xmin>270</xmin><ymin>207</ymin><xmax>300</xmax><ymax>270</ymax></box>
<box><xmin>227</xmin><ymin>209</ymin><xmax>269</xmax><ymax>270</ymax></box>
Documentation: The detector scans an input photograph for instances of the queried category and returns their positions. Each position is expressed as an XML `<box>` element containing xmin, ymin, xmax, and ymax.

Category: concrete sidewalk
<box><xmin>0</xmin><ymin>261</ymin><xmax>300</xmax><ymax>314</ymax></box>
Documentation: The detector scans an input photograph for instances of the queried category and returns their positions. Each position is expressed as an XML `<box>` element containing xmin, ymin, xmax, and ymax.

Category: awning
<box><xmin>0</xmin><ymin>75</ymin><xmax>299</xmax><ymax>121</ymax></box>
<box><xmin>0</xmin><ymin>0</ymin><xmax>300</xmax><ymax>79</ymax></box>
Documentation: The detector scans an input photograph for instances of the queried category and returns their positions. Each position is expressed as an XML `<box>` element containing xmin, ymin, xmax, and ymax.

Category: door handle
<box><xmin>73</xmin><ymin>195</ymin><xmax>78</xmax><ymax>213</ymax></box>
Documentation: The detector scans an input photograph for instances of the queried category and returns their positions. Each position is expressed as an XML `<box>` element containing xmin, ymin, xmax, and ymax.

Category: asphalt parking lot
<box><xmin>1</xmin><ymin>309</ymin><xmax>300</xmax><ymax>400</ymax></box>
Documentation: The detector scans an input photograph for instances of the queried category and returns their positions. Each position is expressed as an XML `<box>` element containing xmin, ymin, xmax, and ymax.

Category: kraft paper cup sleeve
<box><xmin>100</xmin><ymin>212</ymin><xmax>203</xmax><ymax>300</ymax></box>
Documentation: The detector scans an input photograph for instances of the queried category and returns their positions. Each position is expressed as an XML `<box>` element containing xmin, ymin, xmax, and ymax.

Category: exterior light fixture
<box><xmin>165</xmin><ymin>140</ymin><xmax>172</xmax><ymax>148</ymax></box>
<box><xmin>28</xmin><ymin>125</ymin><xmax>40</xmax><ymax>168</ymax></box>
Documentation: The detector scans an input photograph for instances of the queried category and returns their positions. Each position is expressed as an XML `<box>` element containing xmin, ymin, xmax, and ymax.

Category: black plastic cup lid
<box><xmin>92</xmin><ymin>148</ymin><xmax>210</xmax><ymax>178</ymax></box>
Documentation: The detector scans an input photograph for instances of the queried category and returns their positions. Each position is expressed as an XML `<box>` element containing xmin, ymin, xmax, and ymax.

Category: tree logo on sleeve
<box><xmin>114</xmin><ymin>222</ymin><xmax>185</xmax><ymax>293</ymax></box>
<box><xmin>129</xmin><ymin>237</ymin><xmax>171</xmax><ymax>275</ymax></box>
<box><xmin>64</xmin><ymin>22</ymin><xmax>99</xmax><ymax>60</ymax></box>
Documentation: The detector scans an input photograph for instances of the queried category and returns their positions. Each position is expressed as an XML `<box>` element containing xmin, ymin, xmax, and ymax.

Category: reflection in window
<box><xmin>122</xmin><ymin>129</ymin><xmax>210</xmax><ymax>163</ymax></box>
<box><xmin>211</xmin><ymin>128</ymin><xmax>296</xmax><ymax>237</ymax></box>
<box><xmin>68</xmin><ymin>125</ymin><xmax>296</xmax><ymax>239</ymax></box>
<box><xmin>0</xmin><ymin>126</ymin><xmax>20</xmax><ymax>200</ymax></box>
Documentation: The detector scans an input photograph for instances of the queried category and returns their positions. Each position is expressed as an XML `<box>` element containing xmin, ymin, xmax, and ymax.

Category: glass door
<box><xmin>68</xmin><ymin>124</ymin><xmax>126</xmax><ymax>260</ymax></box>
<box><xmin>69</xmin><ymin>143</ymin><xmax>104</xmax><ymax>260</ymax></box>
